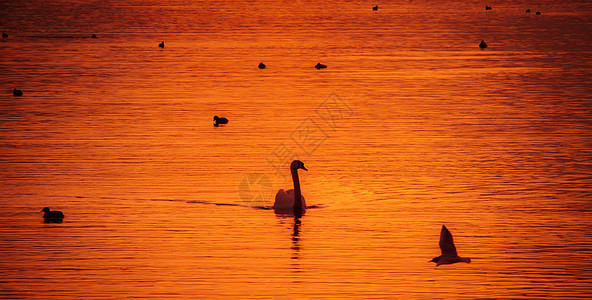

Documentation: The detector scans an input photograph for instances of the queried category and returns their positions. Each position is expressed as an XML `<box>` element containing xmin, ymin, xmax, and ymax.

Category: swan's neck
<box><xmin>291</xmin><ymin>168</ymin><xmax>302</xmax><ymax>217</ymax></box>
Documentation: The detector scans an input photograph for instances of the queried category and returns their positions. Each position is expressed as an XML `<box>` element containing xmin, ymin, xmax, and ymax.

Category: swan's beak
<box><xmin>301</xmin><ymin>166</ymin><xmax>308</xmax><ymax>171</ymax></box>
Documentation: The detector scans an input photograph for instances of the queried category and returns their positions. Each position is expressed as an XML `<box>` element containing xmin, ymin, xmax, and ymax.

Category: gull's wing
<box><xmin>439</xmin><ymin>225</ymin><xmax>458</xmax><ymax>257</ymax></box>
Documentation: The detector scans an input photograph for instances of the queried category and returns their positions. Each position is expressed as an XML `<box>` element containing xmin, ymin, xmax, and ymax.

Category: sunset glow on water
<box><xmin>1</xmin><ymin>0</ymin><xmax>591</xmax><ymax>298</ymax></box>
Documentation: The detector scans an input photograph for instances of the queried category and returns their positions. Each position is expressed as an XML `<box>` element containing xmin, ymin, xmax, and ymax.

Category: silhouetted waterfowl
<box><xmin>158</xmin><ymin>41</ymin><xmax>165</xmax><ymax>48</ymax></box>
<box><xmin>13</xmin><ymin>88</ymin><xmax>23</xmax><ymax>96</ymax></box>
<box><xmin>258</xmin><ymin>62</ymin><xmax>266</xmax><ymax>69</ymax></box>
<box><xmin>526</xmin><ymin>9</ymin><xmax>531</xmax><ymax>13</ymax></box>
<box><xmin>41</xmin><ymin>207</ymin><xmax>65</xmax><ymax>223</ymax></box>
<box><xmin>213</xmin><ymin>115</ymin><xmax>228</xmax><ymax>126</ymax></box>
<box><xmin>274</xmin><ymin>160</ymin><xmax>307</xmax><ymax>217</ymax></box>
<box><xmin>372</xmin><ymin>5</ymin><xmax>378</xmax><ymax>11</ymax></box>
<box><xmin>430</xmin><ymin>225</ymin><xmax>471</xmax><ymax>266</ymax></box>
<box><xmin>536</xmin><ymin>11</ymin><xmax>541</xmax><ymax>15</ymax></box>
<box><xmin>315</xmin><ymin>62</ymin><xmax>327</xmax><ymax>69</ymax></box>
<box><xmin>2</xmin><ymin>32</ymin><xmax>7</xmax><ymax>38</ymax></box>
<box><xmin>485</xmin><ymin>6</ymin><xmax>492</xmax><ymax>10</ymax></box>
<box><xmin>479</xmin><ymin>40</ymin><xmax>487</xmax><ymax>49</ymax></box>
<box><xmin>91</xmin><ymin>34</ymin><xmax>97</xmax><ymax>38</ymax></box>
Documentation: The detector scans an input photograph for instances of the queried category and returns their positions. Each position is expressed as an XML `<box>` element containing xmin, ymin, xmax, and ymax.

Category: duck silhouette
<box><xmin>372</xmin><ymin>5</ymin><xmax>378</xmax><ymax>11</ymax></box>
<box><xmin>41</xmin><ymin>207</ymin><xmax>65</xmax><ymax>223</ymax></box>
<box><xmin>13</xmin><ymin>88</ymin><xmax>23</xmax><ymax>96</ymax></box>
<box><xmin>258</xmin><ymin>62</ymin><xmax>266</xmax><ymax>69</ymax></box>
<box><xmin>315</xmin><ymin>62</ymin><xmax>327</xmax><ymax>69</ymax></box>
<box><xmin>213</xmin><ymin>115</ymin><xmax>228</xmax><ymax>127</ymax></box>
<box><xmin>2</xmin><ymin>32</ymin><xmax>7</xmax><ymax>38</ymax></box>
<box><xmin>479</xmin><ymin>40</ymin><xmax>487</xmax><ymax>49</ymax></box>
<box><xmin>430</xmin><ymin>225</ymin><xmax>471</xmax><ymax>266</ymax></box>
<box><xmin>158</xmin><ymin>41</ymin><xmax>165</xmax><ymax>48</ymax></box>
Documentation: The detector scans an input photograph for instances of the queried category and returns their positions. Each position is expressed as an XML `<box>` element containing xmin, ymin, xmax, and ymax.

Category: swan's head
<box><xmin>213</xmin><ymin>115</ymin><xmax>219</xmax><ymax>121</ymax></box>
<box><xmin>291</xmin><ymin>160</ymin><xmax>308</xmax><ymax>171</ymax></box>
<box><xmin>41</xmin><ymin>207</ymin><xmax>50</xmax><ymax>212</ymax></box>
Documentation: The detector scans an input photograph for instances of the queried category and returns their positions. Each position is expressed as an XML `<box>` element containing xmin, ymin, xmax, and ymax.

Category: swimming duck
<box><xmin>315</xmin><ymin>62</ymin><xmax>327</xmax><ymax>69</ymax></box>
<box><xmin>213</xmin><ymin>115</ymin><xmax>229</xmax><ymax>126</ymax></box>
<box><xmin>258</xmin><ymin>62</ymin><xmax>266</xmax><ymax>69</ymax></box>
<box><xmin>158</xmin><ymin>41</ymin><xmax>165</xmax><ymax>48</ymax></box>
<box><xmin>41</xmin><ymin>207</ymin><xmax>65</xmax><ymax>223</ymax></box>
<box><xmin>13</xmin><ymin>88</ymin><xmax>23</xmax><ymax>96</ymax></box>
<box><xmin>479</xmin><ymin>40</ymin><xmax>487</xmax><ymax>49</ymax></box>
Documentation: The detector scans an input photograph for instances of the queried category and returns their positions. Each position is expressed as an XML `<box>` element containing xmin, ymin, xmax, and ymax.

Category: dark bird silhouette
<box><xmin>41</xmin><ymin>207</ymin><xmax>65</xmax><ymax>223</ymax></box>
<box><xmin>13</xmin><ymin>88</ymin><xmax>23</xmax><ymax>96</ymax></box>
<box><xmin>213</xmin><ymin>115</ymin><xmax>228</xmax><ymax>127</ymax></box>
<box><xmin>372</xmin><ymin>5</ymin><xmax>378</xmax><ymax>11</ymax></box>
<box><xmin>535</xmin><ymin>11</ymin><xmax>541</xmax><ymax>15</ymax></box>
<box><xmin>485</xmin><ymin>6</ymin><xmax>492</xmax><ymax>10</ymax></box>
<box><xmin>430</xmin><ymin>225</ymin><xmax>471</xmax><ymax>266</ymax></box>
<box><xmin>315</xmin><ymin>62</ymin><xmax>327</xmax><ymax>69</ymax></box>
<box><xmin>479</xmin><ymin>40</ymin><xmax>487</xmax><ymax>49</ymax></box>
<box><xmin>158</xmin><ymin>41</ymin><xmax>165</xmax><ymax>48</ymax></box>
<box><xmin>91</xmin><ymin>34</ymin><xmax>97</xmax><ymax>38</ymax></box>
<box><xmin>258</xmin><ymin>62</ymin><xmax>266</xmax><ymax>69</ymax></box>
<box><xmin>526</xmin><ymin>9</ymin><xmax>531</xmax><ymax>13</ymax></box>
<box><xmin>2</xmin><ymin>32</ymin><xmax>7</xmax><ymax>38</ymax></box>
<box><xmin>273</xmin><ymin>160</ymin><xmax>307</xmax><ymax>217</ymax></box>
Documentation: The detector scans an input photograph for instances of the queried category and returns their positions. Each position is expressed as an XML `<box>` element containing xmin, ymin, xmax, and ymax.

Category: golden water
<box><xmin>1</xmin><ymin>0</ymin><xmax>591</xmax><ymax>298</ymax></box>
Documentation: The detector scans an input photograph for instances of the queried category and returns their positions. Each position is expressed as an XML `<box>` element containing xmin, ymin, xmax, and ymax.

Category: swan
<box><xmin>479</xmin><ymin>40</ymin><xmax>487</xmax><ymax>49</ymax></box>
<box><xmin>485</xmin><ymin>6</ymin><xmax>492</xmax><ymax>10</ymax></box>
<box><xmin>213</xmin><ymin>115</ymin><xmax>228</xmax><ymax>126</ymax></box>
<box><xmin>13</xmin><ymin>88</ymin><xmax>23</xmax><ymax>96</ymax></box>
<box><xmin>430</xmin><ymin>225</ymin><xmax>471</xmax><ymax>266</ymax></box>
<box><xmin>273</xmin><ymin>160</ymin><xmax>307</xmax><ymax>216</ymax></box>
<box><xmin>158</xmin><ymin>41</ymin><xmax>165</xmax><ymax>48</ymax></box>
<box><xmin>258</xmin><ymin>62</ymin><xmax>266</xmax><ymax>69</ymax></box>
<box><xmin>41</xmin><ymin>207</ymin><xmax>65</xmax><ymax>223</ymax></box>
<box><xmin>315</xmin><ymin>62</ymin><xmax>327</xmax><ymax>69</ymax></box>
<box><xmin>372</xmin><ymin>5</ymin><xmax>378</xmax><ymax>11</ymax></box>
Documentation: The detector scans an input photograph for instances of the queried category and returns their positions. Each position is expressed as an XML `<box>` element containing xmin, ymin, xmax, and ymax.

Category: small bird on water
<box><xmin>41</xmin><ymin>207</ymin><xmax>65</xmax><ymax>223</ymax></box>
<box><xmin>13</xmin><ymin>88</ymin><xmax>23</xmax><ymax>96</ymax></box>
<box><xmin>430</xmin><ymin>225</ymin><xmax>471</xmax><ymax>266</ymax></box>
<box><xmin>213</xmin><ymin>115</ymin><xmax>229</xmax><ymax>127</ymax></box>
<box><xmin>158</xmin><ymin>41</ymin><xmax>165</xmax><ymax>48</ymax></box>
<box><xmin>479</xmin><ymin>40</ymin><xmax>487</xmax><ymax>49</ymax></box>
<box><xmin>258</xmin><ymin>62</ymin><xmax>266</xmax><ymax>69</ymax></box>
<box><xmin>315</xmin><ymin>62</ymin><xmax>327</xmax><ymax>69</ymax></box>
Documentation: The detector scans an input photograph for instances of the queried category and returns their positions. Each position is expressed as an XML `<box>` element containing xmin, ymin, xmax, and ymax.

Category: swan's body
<box><xmin>41</xmin><ymin>207</ymin><xmax>64</xmax><ymax>223</ymax></box>
<box><xmin>479</xmin><ymin>40</ymin><xmax>487</xmax><ymax>49</ymax></box>
<box><xmin>258</xmin><ymin>62</ymin><xmax>266</xmax><ymax>69</ymax></box>
<box><xmin>13</xmin><ymin>88</ymin><xmax>23</xmax><ymax>96</ymax></box>
<box><xmin>315</xmin><ymin>62</ymin><xmax>327</xmax><ymax>69</ymax></box>
<box><xmin>274</xmin><ymin>189</ymin><xmax>306</xmax><ymax>211</ymax></box>
<box><xmin>213</xmin><ymin>115</ymin><xmax>228</xmax><ymax>126</ymax></box>
<box><xmin>158</xmin><ymin>41</ymin><xmax>165</xmax><ymax>48</ymax></box>
<box><xmin>430</xmin><ymin>225</ymin><xmax>471</xmax><ymax>266</ymax></box>
<box><xmin>273</xmin><ymin>160</ymin><xmax>307</xmax><ymax>216</ymax></box>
